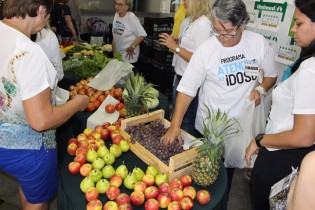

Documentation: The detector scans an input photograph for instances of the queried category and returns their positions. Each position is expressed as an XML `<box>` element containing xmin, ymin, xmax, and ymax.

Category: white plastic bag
<box><xmin>224</xmin><ymin>98</ymin><xmax>266</xmax><ymax>168</ymax></box>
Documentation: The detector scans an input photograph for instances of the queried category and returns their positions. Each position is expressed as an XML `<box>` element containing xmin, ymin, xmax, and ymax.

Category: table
<box><xmin>58</xmin><ymin>150</ymin><xmax>228</xmax><ymax>210</ymax></box>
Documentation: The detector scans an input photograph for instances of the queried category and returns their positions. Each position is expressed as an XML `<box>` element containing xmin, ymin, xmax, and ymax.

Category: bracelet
<box><xmin>131</xmin><ymin>44</ymin><xmax>136</xmax><ymax>49</ymax></box>
<box><xmin>255</xmin><ymin>86</ymin><xmax>266</xmax><ymax>96</ymax></box>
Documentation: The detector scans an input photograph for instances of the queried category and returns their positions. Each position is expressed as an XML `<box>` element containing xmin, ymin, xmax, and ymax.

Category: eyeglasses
<box><xmin>211</xmin><ymin>27</ymin><xmax>240</xmax><ymax>38</ymax></box>
<box><xmin>113</xmin><ymin>3</ymin><xmax>126</xmax><ymax>7</ymax></box>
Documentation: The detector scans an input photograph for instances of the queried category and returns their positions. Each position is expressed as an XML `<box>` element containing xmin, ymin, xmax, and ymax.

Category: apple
<box><xmin>112</xmin><ymin>121</ymin><xmax>121</xmax><ymax>129</ymax></box>
<box><xmin>110</xmin><ymin>174</ymin><xmax>123</xmax><ymax>188</ymax></box>
<box><xmin>179</xmin><ymin>196</ymin><xmax>194</xmax><ymax>210</ymax></box>
<box><xmin>170</xmin><ymin>188</ymin><xmax>184</xmax><ymax>201</ymax></box>
<box><xmin>106</xmin><ymin>186</ymin><xmax>120</xmax><ymax>200</ymax></box>
<box><xmin>119</xmin><ymin>108</ymin><xmax>126</xmax><ymax>118</ymax></box>
<box><xmin>102</xmin><ymin>122</ymin><xmax>112</xmax><ymax>129</ymax></box>
<box><xmin>107</xmin><ymin>125</ymin><xmax>117</xmax><ymax>132</ymax></box>
<box><xmin>97</xmin><ymin>145</ymin><xmax>109</xmax><ymax>158</ymax></box>
<box><xmin>76</xmin><ymin>147</ymin><xmax>87</xmax><ymax>156</ymax></box>
<box><xmin>109</xmin><ymin>130</ymin><xmax>120</xmax><ymax>139</ymax></box>
<box><xmin>96</xmin><ymin>179</ymin><xmax>110</xmax><ymax>194</ymax></box>
<box><xmin>182</xmin><ymin>186</ymin><xmax>196</xmax><ymax>199</ymax></box>
<box><xmin>92</xmin><ymin>157</ymin><xmax>105</xmax><ymax>170</ymax></box>
<box><xmin>115</xmin><ymin>164</ymin><xmax>128</xmax><ymax>179</ymax></box>
<box><xmin>68</xmin><ymin>161</ymin><xmax>81</xmax><ymax>174</ymax></box>
<box><xmin>86</xmin><ymin>149</ymin><xmax>99</xmax><ymax>162</ymax></box>
<box><xmin>74</xmin><ymin>153</ymin><xmax>86</xmax><ymax>165</ymax></box>
<box><xmin>94</xmin><ymin>125</ymin><xmax>104</xmax><ymax>133</ymax></box>
<box><xmin>123</xmin><ymin>173</ymin><xmax>137</xmax><ymax>190</ymax></box>
<box><xmin>87</xmin><ymin>136</ymin><xmax>96</xmax><ymax>145</ymax></box>
<box><xmin>80</xmin><ymin>163</ymin><xmax>93</xmax><ymax>177</ymax></box>
<box><xmin>130</xmin><ymin>191</ymin><xmax>145</xmax><ymax>206</ymax></box>
<box><xmin>80</xmin><ymin>176</ymin><xmax>95</xmax><ymax>193</ymax></box>
<box><xmin>132</xmin><ymin>167</ymin><xmax>145</xmax><ymax>181</ymax></box>
<box><xmin>87</xmin><ymin>144</ymin><xmax>99</xmax><ymax>152</ymax></box>
<box><xmin>113</xmin><ymin>88</ymin><xmax>123</xmax><ymax>98</ymax></box>
<box><xmin>167</xmin><ymin>201</ymin><xmax>182</xmax><ymax>210</ymax></box>
<box><xmin>159</xmin><ymin>182</ymin><xmax>171</xmax><ymax>194</ymax></box>
<box><xmin>118</xmin><ymin>203</ymin><xmax>132</xmax><ymax>210</ymax></box>
<box><xmin>78</xmin><ymin>140</ymin><xmax>89</xmax><ymax>149</ymax></box>
<box><xmin>170</xmin><ymin>178</ymin><xmax>183</xmax><ymax>190</ymax></box>
<box><xmin>115</xmin><ymin>102</ymin><xmax>125</xmax><ymax>111</ymax></box>
<box><xmin>134</xmin><ymin>181</ymin><xmax>147</xmax><ymax>193</ymax></box>
<box><xmin>103</xmin><ymin>152</ymin><xmax>116</xmax><ymax>165</ymax></box>
<box><xmin>68</xmin><ymin>137</ymin><xmax>79</xmax><ymax>145</ymax></box>
<box><xmin>180</xmin><ymin>175</ymin><xmax>192</xmax><ymax>187</ymax></box>
<box><xmin>84</xmin><ymin>128</ymin><xmax>93</xmax><ymax>136</ymax></box>
<box><xmin>144</xmin><ymin>198</ymin><xmax>159</xmax><ymax>210</ymax></box>
<box><xmin>85</xmin><ymin>187</ymin><xmax>100</xmax><ymax>202</ymax></box>
<box><xmin>157</xmin><ymin>192</ymin><xmax>172</xmax><ymax>208</ymax></box>
<box><xmin>111</xmin><ymin>135</ymin><xmax>123</xmax><ymax>145</ymax></box>
<box><xmin>144</xmin><ymin>186</ymin><xmax>160</xmax><ymax>199</ymax></box>
<box><xmin>146</xmin><ymin>165</ymin><xmax>159</xmax><ymax>178</ymax></box>
<box><xmin>196</xmin><ymin>189</ymin><xmax>211</xmax><ymax>205</ymax></box>
<box><xmin>155</xmin><ymin>173</ymin><xmax>169</xmax><ymax>187</ymax></box>
<box><xmin>94</xmin><ymin>100</ymin><xmax>101</xmax><ymax>108</ymax></box>
<box><xmin>92</xmin><ymin>132</ymin><xmax>102</xmax><ymax>140</ymax></box>
<box><xmin>77</xmin><ymin>133</ymin><xmax>87</xmax><ymax>141</ymax></box>
<box><xmin>100</xmin><ymin>128</ymin><xmax>110</xmax><ymax>140</ymax></box>
<box><xmin>67</xmin><ymin>143</ymin><xmax>78</xmax><ymax>155</ymax></box>
<box><xmin>109</xmin><ymin>144</ymin><xmax>122</xmax><ymax>158</ymax></box>
<box><xmin>86</xmin><ymin>199</ymin><xmax>103</xmax><ymax>210</ymax></box>
<box><xmin>115</xmin><ymin>193</ymin><xmax>130</xmax><ymax>206</ymax></box>
<box><xmin>142</xmin><ymin>173</ymin><xmax>155</xmax><ymax>186</ymax></box>
<box><xmin>89</xmin><ymin>169</ymin><xmax>103</xmax><ymax>183</ymax></box>
<box><xmin>95</xmin><ymin>139</ymin><xmax>105</xmax><ymax>148</ymax></box>
<box><xmin>102</xmin><ymin>164</ymin><xmax>115</xmax><ymax>179</ymax></box>
<box><xmin>103</xmin><ymin>201</ymin><xmax>118</xmax><ymax>210</ymax></box>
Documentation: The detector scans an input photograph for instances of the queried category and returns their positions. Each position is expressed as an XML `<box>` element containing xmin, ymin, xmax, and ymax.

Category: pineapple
<box><xmin>123</xmin><ymin>72</ymin><xmax>156</xmax><ymax>118</ymax></box>
<box><xmin>191</xmin><ymin>107</ymin><xmax>241</xmax><ymax>186</ymax></box>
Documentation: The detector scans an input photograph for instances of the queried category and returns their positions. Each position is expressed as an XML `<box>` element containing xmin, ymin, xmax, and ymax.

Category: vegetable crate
<box><xmin>120</xmin><ymin>109</ymin><xmax>198</xmax><ymax>180</ymax></box>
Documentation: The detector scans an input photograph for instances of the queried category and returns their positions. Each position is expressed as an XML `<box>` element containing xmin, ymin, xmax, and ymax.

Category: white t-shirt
<box><xmin>177</xmin><ymin>30</ymin><xmax>277</xmax><ymax>134</ymax></box>
<box><xmin>266</xmin><ymin>57</ymin><xmax>315</xmax><ymax>135</ymax></box>
<box><xmin>112</xmin><ymin>12</ymin><xmax>147</xmax><ymax>63</ymax></box>
<box><xmin>173</xmin><ymin>16</ymin><xmax>212</xmax><ymax>76</ymax></box>
<box><xmin>36</xmin><ymin>28</ymin><xmax>65</xmax><ymax>81</ymax></box>
<box><xmin>0</xmin><ymin>21</ymin><xmax>57</xmax><ymax>124</ymax></box>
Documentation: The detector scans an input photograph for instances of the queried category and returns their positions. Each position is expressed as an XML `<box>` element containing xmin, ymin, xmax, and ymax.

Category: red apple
<box><xmin>87</xmin><ymin>144</ymin><xmax>98</xmax><ymax>152</ymax></box>
<box><xmin>182</xmin><ymin>186</ymin><xmax>196</xmax><ymax>199</ymax></box>
<box><xmin>106</xmin><ymin>186</ymin><xmax>120</xmax><ymax>200</ymax></box>
<box><xmin>74</xmin><ymin>153</ymin><xmax>87</xmax><ymax>165</ymax></box>
<box><xmin>157</xmin><ymin>192</ymin><xmax>172</xmax><ymax>208</ymax></box>
<box><xmin>68</xmin><ymin>161</ymin><xmax>81</xmax><ymax>174</ymax></box>
<box><xmin>85</xmin><ymin>187</ymin><xmax>100</xmax><ymax>202</ymax></box>
<box><xmin>95</xmin><ymin>139</ymin><xmax>105</xmax><ymax>148</ymax></box>
<box><xmin>118</xmin><ymin>203</ymin><xmax>132</xmax><ymax>210</ymax></box>
<box><xmin>92</xmin><ymin>132</ymin><xmax>101</xmax><ymax>140</ymax></box>
<box><xmin>170</xmin><ymin>178</ymin><xmax>183</xmax><ymax>190</ymax></box>
<box><xmin>112</xmin><ymin>121</ymin><xmax>121</xmax><ymax>129</ymax></box>
<box><xmin>86</xmin><ymin>102</ymin><xmax>96</xmax><ymax>112</ymax></box>
<box><xmin>94</xmin><ymin>125</ymin><xmax>104</xmax><ymax>133</ymax></box>
<box><xmin>67</xmin><ymin>142</ymin><xmax>78</xmax><ymax>155</ymax></box>
<box><xmin>76</xmin><ymin>147</ymin><xmax>87</xmax><ymax>156</ymax></box>
<box><xmin>77</xmin><ymin>133</ymin><xmax>87</xmax><ymax>141</ymax></box>
<box><xmin>97</xmin><ymin>94</ymin><xmax>106</xmax><ymax>103</ymax></box>
<box><xmin>115</xmin><ymin>193</ymin><xmax>130</xmax><ymax>206</ymax></box>
<box><xmin>179</xmin><ymin>196</ymin><xmax>194</xmax><ymax>210</ymax></box>
<box><xmin>100</xmin><ymin>129</ymin><xmax>110</xmax><ymax>140</ymax></box>
<box><xmin>102</xmin><ymin>122</ymin><xmax>112</xmax><ymax>129</ymax></box>
<box><xmin>170</xmin><ymin>188</ymin><xmax>184</xmax><ymax>201</ymax></box>
<box><xmin>159</xmin><ymin>182</ymin><xmax>171</xmax><ymax>194</ymax></box>
<box><xmin>86</xmin><ymin>199</ymin><xmax>103</xmax><ymax>210</ymax></box>
<box><xmin>111</xmin><ymin>135</ymin><xmax>123</xmax><ymax>145</ymax></box>
<box><xmin>78</xmin><ymin>140</ymin><xmax>89</xmax><ymax>149</ymax></box>
<box><xmin>134</xmin><ymin>181</ymin><xmax>147</xmax><ymax>193</ymax></box>
<box><xmin>107</xmin><ymin>125</ymin><xmax>117</xmax><ymax>132</ymax></box>
<box><xmin>167</xmin><ymin>201</ymin><xmax>182</xmax><ymax>210</ymax></box>
<box><xmin>94</xmin><ymin>100</ymin><xmax>101</xmax><ymax>108</ymax></box>
<box><xmin>68</xmin><ymin>137</ymin><xmax>79</xmax><ymax>145</ymax></box>
<box><xmin>196</xmin><ymin>189</ymin><xmax>211</xmax><ymax>205</ymax></box>
<box><xmin>180</xmin><ymin>175</ymin><xmax>192</xmax><ymax>187</ymax></box>
<box><xmin>130</xmin><ymin>191</ymin><xmax>145</xmax><ymax>206</ymax></box>
<box><xmin>80</xmin><ymin>163</ymin><xmax>93</xmax><ymax>177</ymax></box>
<box><xmin>144</xmin><ymin>186</ymin><xmax>160</xmax><ymax>199</ymax></box>
<box><xmin>115</xmin><ymin>102</ymin><xmax>125</xmax><ymax>111</ymax></box>
<box><xmin>144</xmin><ymin>198</ymin><xmax>159</xmax><ymax>210</ymax></box>
<box><xmin>142</xmin><ymin>173</ymin><xmax>155</xmax><ymax>186</ymax></box>
<box><xmin>110</xmin><ymin>130</ymin><xmax>120</xmax><ymax>139</ymax></box>
<box><xmin>84</xmin><ymin>128</ymin><xmax>93</xmax><ymax>136</ymax></box>
<box><xmin>87</xmin><ymin>136</ymin><xmax>96</xmax><ymax>145</ymax></box>
<box><xmin>110</xmin><ymin>174</ymin><xmax>123</xmax><ymax>188</ymax></box>
<box><xmin>103</xmin><ymin>201</ymin><xmax>118</xmax><ymax>210</ymax></box>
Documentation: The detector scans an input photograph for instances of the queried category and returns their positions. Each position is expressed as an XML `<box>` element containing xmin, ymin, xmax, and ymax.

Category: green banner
<box><xmin>254</xmin><ymin>1</ymin><xmax>288</xmax><ymax>21</ymax></box>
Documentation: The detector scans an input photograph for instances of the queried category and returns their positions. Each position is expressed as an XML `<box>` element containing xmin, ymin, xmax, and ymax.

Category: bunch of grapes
<box><xmin>125</xmin><ymin>120</ymin><xmax>184</xmax><ymax>165</ymax></box>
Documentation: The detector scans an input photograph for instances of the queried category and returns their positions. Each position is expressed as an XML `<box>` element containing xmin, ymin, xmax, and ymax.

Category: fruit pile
<box><xmin>125</xmin><ymin>120</ymin><xmax>184</xmax><ymax>165</ymax></box>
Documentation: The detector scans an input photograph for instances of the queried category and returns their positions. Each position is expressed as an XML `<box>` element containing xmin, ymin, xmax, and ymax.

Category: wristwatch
<box><xmin>255</xmin><ymin>134</ymin><xmax>265</xmax><ymax>148</ymax></box>
<box><xmin>175</xmin><ymin>47</ymin><xmax>181</xmax><ymax>54</ymax></box>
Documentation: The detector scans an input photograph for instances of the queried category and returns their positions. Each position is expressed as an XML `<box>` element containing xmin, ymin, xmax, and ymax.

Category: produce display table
<box><xmin>58</xmin><ymin>151</ymin><xmax>228</xmax><ymax>210</ymax></box>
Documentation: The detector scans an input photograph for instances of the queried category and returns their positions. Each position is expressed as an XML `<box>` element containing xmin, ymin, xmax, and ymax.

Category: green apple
<box><xmin>155</xmin><ymin>173</ymin><xmax>169</xmax><ymax>187</ymax></box>
<box><xmin>86</xmin><ymin>149</ymin><xmax>98</xmax><ymax>162</ymax></box>
<box><xmin>123</xmin><ymin>173</ymin><xmax>137</xmax><ymax>190</ymax></box>
<box><xmin>115</xmin><ymin>163</ymin><xmax>128</xmax><ymax>179</ymax></box>
<box><xmin>102</xmin><ymin>164</ymin><xmax>116</xmax><ymax>179</ymax></box>
<box><xmin>89</xmin><ymin>169</ymin><xmax>103</xmax><ymax>183</ymax></box>
<box><xmin>103</xmin><ymin>152</ymin><xmax>116</xmax><ymax>165</ymax></box>
<box><xmin>96</xmin><ymin>178</ymin><xmax>110</xmax><ymax>194</ymax></box>
<box><xmin>119</xmin><ymin>139</ymin><xmax>130</xmax><ymax>152</ymax></box>
<box><xmin>92</xmin><ymin>157</ymin><xmax>105</xmax><ymax>170</ymax></box>
<box><xmin>132</xmin><ymin>167</ymin><xmax>145</xmax><ymax>181</ymax></box>
<box><xmin>146</xmin><ymin>165</ymin><xmax>159</xmax><ymax>178</ymax></box>
<box><xmin>109</xmin><ymin>144</ymin><xmax>122</xmax><ymax>158</ymax></box>
<box><xmin>80</xmin><ymin>176</ymin><xmax>95</xmax><ymax>193</ymax></box>
<box><xmin>97</xmin><ymin>145</ymin><xmax>109</xmax><ymax>158</ymax></box>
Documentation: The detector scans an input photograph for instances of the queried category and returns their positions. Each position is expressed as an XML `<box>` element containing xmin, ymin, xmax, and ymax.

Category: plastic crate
<box><xmin>152</xmin><ymin>40</ymin><xmax>173</xmax><ymax>65</ymax></box>
<box><xmin>144</xmin><ymin>17</ymin><xmax>174</xmax><ymax>37</ymax></box>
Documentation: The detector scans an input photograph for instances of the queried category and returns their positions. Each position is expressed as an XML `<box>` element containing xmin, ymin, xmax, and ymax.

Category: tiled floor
<box><xmin>0</xmin><ymin>168</ymin><xmax>251</xmax><ymax>210</ymax></box>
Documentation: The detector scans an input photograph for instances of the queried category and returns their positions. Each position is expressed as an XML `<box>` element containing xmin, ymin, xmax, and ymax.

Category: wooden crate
<box><xmin>119</xmin><ymin>109</ymin><xmax>199</xmax><ymax>180</ymax></box>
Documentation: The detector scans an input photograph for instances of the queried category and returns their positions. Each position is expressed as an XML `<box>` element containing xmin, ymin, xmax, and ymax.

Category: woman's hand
<box><xmin>125</xmin><ymin>45</ymin><xmax>135</xmax><ymax>60</ymax></box>
<box><xmin>245</xmin><ymin>139</ymin><xmax>260</xmax><ymax>166</ymax></box>
<box><xmin>159</xmin><ymin>33</ymin><xmax>177</xmax><ymax>51</ymax></box>
<box><xmin>250</xmin><ymin>90</ymin><xmax>261</xmax><ymax>106</ymax></box>
<box><xmin>160</xmin><ymin>125</ymin><xmax>183</xmax><ymax>145</ymax></box>
<box><xmin>72</xmin><ymin>94</ymin><xmax>89</xmax><ymax>111</ymax></box>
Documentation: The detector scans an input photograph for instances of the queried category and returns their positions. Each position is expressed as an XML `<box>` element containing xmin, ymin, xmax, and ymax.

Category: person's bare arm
<box><xmin>250</xmin><ymin>76</ymin><xmax>277</xmax><ymax>106</ymax></box>
<box><xmin>64</xmin><ymin>15</ymin><xmax>77</xmax><ymax>39</ymax></box>
<box><xmin>112</xmin><ymin>39</ymin><xmax>116</xmax><ymax>54</ymax></box>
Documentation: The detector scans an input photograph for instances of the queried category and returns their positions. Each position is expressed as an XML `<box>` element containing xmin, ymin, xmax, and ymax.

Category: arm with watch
<box><xmin>250</xmin><ymin>76</ymin><xmax>277</xmax><ymax>106</ymax></box>
<box><xmin>125</xmin><ymin>36</ymin><xmax>145</xmax><ymax>58</ymax></box>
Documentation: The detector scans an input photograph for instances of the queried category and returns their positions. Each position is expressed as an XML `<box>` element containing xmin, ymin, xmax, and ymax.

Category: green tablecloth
<box><xmin>58</xmin><ymin>151</ymin><xmax>228</xmax><ymax>210</ymax></box>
